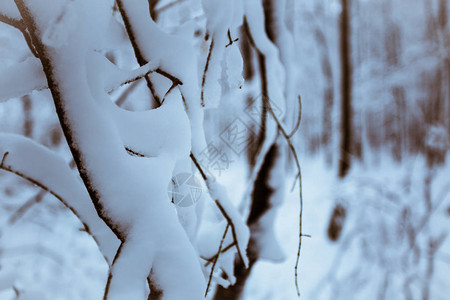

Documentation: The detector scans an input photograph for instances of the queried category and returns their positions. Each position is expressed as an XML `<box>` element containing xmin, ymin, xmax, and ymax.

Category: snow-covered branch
<box><xmin>201</xmin><ymin>0</ymin><xmax>243</xmax><ymax>108</ymax></box>
<box><xmin>0</xmin><ymin>57</ymin><xmax>46</xmax><ymax>102</ymax></box>
<box><xmin>0</xmin><ymin>133</ymin><xmax>120</xmax><ymax>264</ymax></box>
<box><xmin>13</xmin><ymin>0</ymin><xmax>206</xmax><ymax>298</ymax></box>
<box><xmin>116</xmin><ymin>0</ymin><xmax>250</xmax><ymax>279</ymax></box>
<box><xmin>0</xmin><ymin>53</ymin><xmax>158</xmax><ymax>103</ymax></box>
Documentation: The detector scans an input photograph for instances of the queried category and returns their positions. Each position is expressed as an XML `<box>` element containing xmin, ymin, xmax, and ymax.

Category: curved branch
<box><xmin>205</xmin><ymin>224</ymin><xmax>229</xmax><ymax>296</ymax></box>
<box><xmin>262</xmin><ymin>93</ymin><xmax>304</xmax><ymax>297</ymax></box>
<box><xmin>115</xmin><ymin>0</ymin><xmax>184</xmax><ymax>106</ymax></box>
<box><xmin>287</xmin><ymin>95</ymin><xmax>302</xmax><ymax>138</ymax></box>
<box><xmin>0</xmin><ymin>57</ymin><xmax>46</xmax><ymax>102</ymax></box>
<box><xmin>243</xmin><ymin>2</ymin><xmax>304</xmax><ymax>295</ymax></box>
<box><xmin>190</xmin><ymin>152</ymin><xmax>250</xmax><ymax>268</ymax></box>
<box><xmin>201</xmin><ymin>38</ymin><xmax>214</xmax><ymax>107</ymax></box>
<box><xmin>116</xmin><ymin>0</ymin><xmax>250</xmax><ymax>278</ymax></box>
<box><xmin>0</xmin><ymin>13</ymin><xmax>22</xmax><ymax>29</ymax></box>
<box><xmin>0</xmin><ymin>13</ymin><xmax>38</xmax><ymax>57</ymax></box>
<box><xmin>0</xmin><ymin>134</ymin><xmax>120</xmax><ymax>265</ymax></box>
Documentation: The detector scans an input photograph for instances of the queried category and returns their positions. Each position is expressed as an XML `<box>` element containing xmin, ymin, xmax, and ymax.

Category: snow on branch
<box><xmin>0</xmin><ymin>0</ymin><xmax>21</xmax><ymax>21</ymax></box>
<box><xmin>115</xmin><ymin>0</ymin><xmax>207</xmax><ymax>154</ymax></box>
<box><xmin>86</xmin><ymin>51</ymin><xmax>161</xmax><ymax>94</ymax></box>
<box><xmin>243</xmin><ymin>0</ymin><xmax>304</xmax><ymax>295</ymax></box>
<box><xmin>13</xmin><ymin>1</ymin><xmax>206</xmax><ymax>298</ymax></box>
<box><xmin>0</xmin><ymin>53</ymin><xmax>159</xmax><ymax>103</ymax></box>
<box><xmin>0</xmin><ymin>133</ymin><xmax>120</xmax><ymax>265</ymax></box>
<box><xmin>200</xmin><ymin>0</ymin><xmax>244</xmax><ymax>108</ymax></box>
<box><xmin>116</xmin><ymin>1</ymin><xmax>251</xmax><ymax>280</ymax></box>
<box><xmin>0</xmin><ymin>1</ymin><xmax>38</xmax><ymax>56</ymax></box>
<box><xmin>0</xmin><ymin>57</ymin><xmax>46</xmax><ymax>102</ymax></box>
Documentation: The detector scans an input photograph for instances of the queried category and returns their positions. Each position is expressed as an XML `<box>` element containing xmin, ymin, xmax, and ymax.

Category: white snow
<box><xmin>0</xmin><ymin>57</ymin><xmax>46</xmax><ymax>102</ymax></box>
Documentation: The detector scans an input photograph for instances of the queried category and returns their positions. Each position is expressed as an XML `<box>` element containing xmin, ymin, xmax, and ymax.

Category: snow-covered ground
<box><xmin>241</xmin><ymin>154</ymin><xmax>450</xmax><ymax>300</ymax></box>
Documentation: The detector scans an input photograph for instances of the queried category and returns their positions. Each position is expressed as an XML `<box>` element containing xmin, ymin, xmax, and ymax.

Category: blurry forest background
<box><xmin>0</xmin><ymin>0</ymin><xmax>449</xmax><ymax>299</ymax></box>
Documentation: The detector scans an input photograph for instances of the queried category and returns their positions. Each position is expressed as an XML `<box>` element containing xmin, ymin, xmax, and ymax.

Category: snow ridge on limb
<box><xmin>13</xmin><ymin>0</ymin><xmax>205</xmax><ymax>299</ymax></box>
<box><xmin>0</xmin><ymin>0</ymin><xmax>20</xmax><ymax>20</ymax></box>
<box><xmin>0</xmin><ymin>133</ymin><xmax>120</xmax><ymax>265</ymax></box>
<box><xmin>86</xmin><ymin>51</ymin><xmax>191</xmax><ymax>160</ymax></box>
<box><xmin>220</xmin><ymin>0</ymin><xmax>303</xmax><ymax>297</ymax></box>
<box><xmin>266</xmin><ymin>0</ymin><xmax>298</xmax><ymax>129</ymax></box>
<box><xmin>243</xmin><ymin>0</ymin><xmax>297</xmax><ymax>264</ymax></box>
<box><xmin>116</xmin><ymin>0</ymin><xmax>207</xmax><ymax>155</ymax></box>
<box><xmin>0</xmin><ymin>57</ymin><xmax>46</xmax><ymax>102</ymax></box>
<box><xmin>201</xmin><ymin>0</ymin><xmax>244</xmax><ymax>108</ymax></box>
<box><xmin>117</xmin><ymin>0</ymin><xmax>251</xmax><ymax>283</ymax></box>
<box><xmin>0</xmin><ymin>53</ymin><xmax>157</xmax><ymax>104</ymax></box>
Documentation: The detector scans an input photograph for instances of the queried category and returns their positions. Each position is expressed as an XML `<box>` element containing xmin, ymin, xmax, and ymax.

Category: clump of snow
<box><xmin>0</xmin><ymin>57</ymin><xmax>46</xmax><ymax>102</ymax></box>
<box><xmin>225</xmin><ymin>44</ymin><xmax>244</xmax><ymax>90</ymax></box>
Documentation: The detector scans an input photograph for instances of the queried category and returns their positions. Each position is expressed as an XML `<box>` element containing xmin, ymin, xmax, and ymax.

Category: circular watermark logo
<box><xmin>168</xmin><ymin>173</ymin><xmax>202</xmax><ymax>207</ymax></box>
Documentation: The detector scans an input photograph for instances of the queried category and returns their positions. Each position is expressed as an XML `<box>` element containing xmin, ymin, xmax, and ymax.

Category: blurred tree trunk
<box><xmin>316</xmin><ymin>26</ymin><xmax>334</xmax><ymax>166</ymax></box>
<box><xmin>22</xmin><ymin>95</ymin><xmax>33</xmax><ymax>138</ymax></box>
<box><xmin>313</xmin><ymin>2</ymin><xmax>335</xmax><ymax>166</ymax></box>
<box><xmin>327</xmin><ymin>0</ymin><xmax>353</xmax><ymax>243</ymax></box>
<box><xmin>338</xmin><ymin>0</ymin><xmax>352</xmax><ymax>178</ymax></box>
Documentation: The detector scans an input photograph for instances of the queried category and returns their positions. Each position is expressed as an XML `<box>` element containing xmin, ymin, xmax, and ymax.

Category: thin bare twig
<box><xmin>0</xmin><ymin>152</ymin><xmax>98</xmax><ymax>247</ymax></box>
<box><xmin>191</xmin><ymin>153</ymin><xmax>247</xmax><ymax>266</ymax></box>
<box><xmin>244</xmin><ymin>17</ymin><xmax>306</xmax><ymax>296</ymax></box>
<box><xmin>214</xmin><ymin>200</ymin><xmax>246</xmax><ymax>264</ymax></box>
<box><xmin>115</xmin><ymin>80</ymin><xmax>140</xmax><ymax>107</ymax></box>
<box><xmin>0</xmin><ymin>13</ymin><xmax>22</xmax><ymax>28</ymax></box>
<box><xmin>116</xmin><ymin>0</ymin><xmax>183</xmax><ymax>106</ymax></box>
<box><xmin>201</xmin><ymin>38</ymin><xmax>214</xmax><ymax>107</ymax></box>
<box><xmin>155</xmin><ymin>68</ymin><xmax>183</xmax><ymax>86</ymax></box>
<box><xmin>202</xmin><ymin>242</ymin><xmax>236</xmax><ymax>266</ymax></box>
<box><xmin>154</xmin><ymin>0</ymin><xmax>187</xmax><ymax>16</ymax></box>
<box><xmin>125</xmin><ymin>146</ymin><xmax>145</xmax><ymax>157</ymax></box>
<box><xmin>110</xmin><ymin>68</ymin><xmax>157</xmax><ymax>92</ymax></box>
<box><xmin>205</xmin><ymin>224</ymin><xmax>229</xmax><ymax>297</ymax></box>
<box><xmin>225</xmin><ymin>29</ymin><xmax>239</xmax><ymax>47</ymax></box>
<box><xmin>8</xmin><ymin>190</ymin><xmax>46</xmax><ymax>224</ymax></box>
<box><xmin>287</xmin><ymin>95</ymin><xmax>302</xmax><ymax>138</ymax></box>
<box><xmin>245</xmin><ymin>14</ymin><xmax>304</xmax><ymax>296</ymax></box>
<box><xmin>0</xmin><ymin>13</ymin><xmax>38</xmax><ymax>57</ymax></box>
<box><xmin>1</xmin><ymin>151</ymin><xmax>9</xmax><ymax>167</ymax></box>
<box><xmin>189</xmin><ymin>152</ymin><xmax>207</xmax><ymax>180</ymax></box>
<box><xmin>263</xmin><ymin>94</ymin><xmax>304</xmax><ymax>296</ymax></box>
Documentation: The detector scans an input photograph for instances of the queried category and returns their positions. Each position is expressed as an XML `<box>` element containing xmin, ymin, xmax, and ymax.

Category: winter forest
<box><xmin>0</xmin><ymin>0</ymin><xmax>449</xmax><ymax>299</ymax></box>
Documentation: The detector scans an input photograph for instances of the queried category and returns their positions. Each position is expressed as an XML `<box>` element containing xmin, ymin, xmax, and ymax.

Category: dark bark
<box><xmin>116</xmin><ymin>0</ymin><xmax>160</xmax><ymax>107</ymax></box>
<box><xmin>13</xmin><ymin>0</ymin><xmax>122</xmax><ymax>239</ymax></box>
<box><xmin>338</xmin><ymin>0</ymin><xmax>352</xmax><ymax>178</ymax></box>
<box><xmin>242</xmin><ymin>18</ymin><xmax>268</xmax><ymax>171</ymax></box>
<box><xmin>239</xmin><ymin>26</ymin><xmax>254</xmax><ymax>81</ymax></box>
<box><xmin>148</xmin><ymin>0</ymin><xmax>159</xmax><ymax>21</ymax></box>
<box><xmin>216</xmin><ymin>3</ymin><xmax>288</xmax><ymax>298</ymax></box>
<box><xmin>327</xmin><ymin>203</ymin><xmax>347</xmax><ymax>241</ymax></box>
<box><xmin>262</xmin><ymin>0</ymin><xmax>275</xmax><ymax>41</ymax></box>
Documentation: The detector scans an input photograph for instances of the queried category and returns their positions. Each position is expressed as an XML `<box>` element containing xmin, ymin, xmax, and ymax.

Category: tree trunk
<box><xmin>338</xmin><ymin>0</ymin><xmax>352</xmax><ymax>178</ymax></box>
